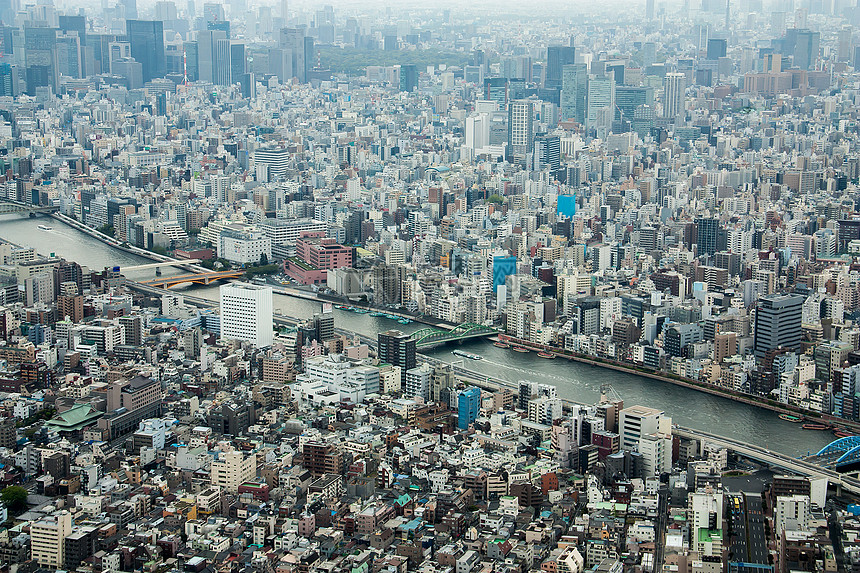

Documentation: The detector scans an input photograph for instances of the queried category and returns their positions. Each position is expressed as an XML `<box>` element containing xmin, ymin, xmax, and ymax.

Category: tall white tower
<box><xmin>220</xmin><ymin>282</ymin><xmax>274</xmax><ymax>347</ymax></box>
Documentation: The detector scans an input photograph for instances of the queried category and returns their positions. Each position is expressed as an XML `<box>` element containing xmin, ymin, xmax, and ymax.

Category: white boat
<box><xmin>452</xmin><ymin>349</ymin><xmax>483</xmax><ymax>360</ymax></box>
<box><xmin>37</xmin><ymin>225</ymin><xmax>53</xmax><ymax>231</ymax></box>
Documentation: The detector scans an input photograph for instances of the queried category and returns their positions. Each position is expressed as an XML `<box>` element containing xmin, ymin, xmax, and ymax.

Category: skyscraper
<box><xmin>546</xmin><ymin>45</ymin><xmax>575</xmax><ymax>89</ymax></box>
<box><xmin>507</xmin><ymin>99</ymin><xmax>534</xmax><ymax>163</ymax></box>
<box><xmin>399</xmin><ymin>63</ymin><xmax>417</xmax><ymax>92</ymax></box>
<box><xmin>586</xmin><ymin>76</ymin><xmax>615</xmax><ymax>129</ymax></box>
<box><xmin>213</xmin><ymin>37</ymin><xmax>231</xmax><ymax>85</ymax></box>
<box><xmin>754</xmin><ymin>294</ymin><xmax>803</xmax><ymax>358</ymax></box>
<box><xmin>126</xmin><ymin>20</ymin><xmax>165</xmax><ymax>83</ymax></box>
<box><xmin>196</xmin><ymin>29</ymin><xmax>226</xmax><ymax>83</ymax></box>
<box><xmin>219</xmin><ymin>283</ymin><xmax>274</xmax><ymax>348</ymax></box>
<box><xmin>662</xmin><ymin>71</ymin><xmax>686</xmax><ymax>120</ymax></box>
<box><xmin>279</xmin><ymin>27</ymin><xmax>310</xmax><ymax>82</ymax></box>
<box><xmin>560</xmin><ymin>63</ymin><xmax>587</xmax><ymax>123</ymax></box>
<box><xmin>378</xmin><ymin>330</ymin><xmax>416</xmax><ymax>383</ymax></box>
<box><xmin>23</xmin><ymin>25</ymin><xmax>58</xmax><ymax>93</ymax></box>
<box><xmin>695</xmin><ymin>217</ymin><xmax>719</xmax><ymax>256</ymax></box>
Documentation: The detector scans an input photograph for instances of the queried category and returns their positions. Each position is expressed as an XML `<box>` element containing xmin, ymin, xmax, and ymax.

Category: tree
<box><xmin>260</xmin><ymin>253</ymin><xmax>268</xmax><ymax>266</ymax></box>
<box><xmin>1</xmin><ymin>486</ymin><xmax>27</xmax><ymax>512</ymax></box>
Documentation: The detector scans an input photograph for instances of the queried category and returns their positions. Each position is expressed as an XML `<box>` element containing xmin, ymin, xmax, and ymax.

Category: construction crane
<box><xmin>599</xmin><ymin>383</ymin><xmax>623</xmax><ymax>404</ymax></box>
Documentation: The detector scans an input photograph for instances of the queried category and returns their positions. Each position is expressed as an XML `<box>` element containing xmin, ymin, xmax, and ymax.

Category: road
<box><xmin>125</xmin><ymin>281</ymin><xmax>860</xmax><ymax>497</ymax></box>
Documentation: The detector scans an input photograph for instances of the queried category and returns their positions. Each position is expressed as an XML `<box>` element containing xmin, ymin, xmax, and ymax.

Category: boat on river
<box><xmin>779</xmin><ymin>414</ymin><xmax>802</xmax><ymax>422</ymax></box>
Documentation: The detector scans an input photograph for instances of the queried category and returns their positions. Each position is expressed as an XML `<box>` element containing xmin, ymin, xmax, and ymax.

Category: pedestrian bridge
<box><xmin>412</xmin><ymin>323</ymin><xmax>498</xmax><ymax>349</ymax></box>
<box><xmin>136</xmin><ymin>269</ymin><xmax>245</xmax><ymax>289</ymax></box>
<box><xmin>805</xmin><ymin>436</ymin><xmax>860</xmax><ymax>469</ymax></box>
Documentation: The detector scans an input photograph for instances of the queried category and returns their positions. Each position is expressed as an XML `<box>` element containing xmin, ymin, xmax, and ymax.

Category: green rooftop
<box><xmin>44</xmin><ymin>404</ymin><xmax>103</xmax><ymax>432</ymax></box>
<box><xmin>698</xmin><ymin>528</ymin><xmax>722</xmax><ymax>543</ymax></box>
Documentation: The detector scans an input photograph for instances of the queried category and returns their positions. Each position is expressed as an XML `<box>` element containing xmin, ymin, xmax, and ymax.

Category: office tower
<box><xmin>484</xmin><ymin>77</ymin><xmax>508</xmax><ymax>107</ymax></box>
<box><xmin>662</xmin><ymin>72</ymin><xmax>686</xmax><ymax>120</ymax></box>
<box><xmin>230</xmin><ymin>42</ymin><xmax>245</xmax><ymax>83</ymax></box>
<box><xmin>399</xmin><ymin>63</ymin><xmax>417</xmax><ymax>92</ymax></box>
<box><xmin>31</xmin><ymin>511</ymin><xmax>72</xmax><ymax>568</ymax></box>
<box><xmin>378</xmin><ymin>330</ymin><xmax>416</xmax><ymax>383</ymax></box>
<box><xmin>279</xmin><ymin>27</ymin><xmax>309</xmax><ymax>82</ymax></box>
<box><xmin>0</xmin><ymin>63</ymin><xmax>14</xmax><ymax>96</ymax></box>
<box><xmin>534</xmin><ymin>133</ymin><xmax>561</xmax><ymax>171</ymax></box>
<box><xmin>253</xmin><ymin>147</ymin><xmax>290</xmax><ymax>181</ymax></box>
<box><xmin>646</xmin><ymin>0</ymin><xmax>655</xmax><ymax>19</ymax></box>
<box><xmin>220</xmin><ymin>283</ymin><xmax>274</xmax><ymax>348</ymax></box>
<box><xmin>793</xmin><ymin>29</ymin><xmax>820</xmax><ymax>70</ymax></box>
<box><xmin>23</xmin><ymin>25</ymin><xmax>58</xmax><ymax>93</ymax></box>
<box><xmin>615</xmin><ymin>86</ymin><xmax>652</xmax><ymax>121</ymax></box>
<box><xmin>197</xmin><ymin>29</ymin><xmax>225</xmax><ymax>83</ymax></box>
<box><xmin>507</xmin><ymin>99</ymin><xmax>534</xmax><ymax>163</ymax></box>
<box><xmin>213</xmin><ymin>37</ymin><xmax>231</xmax><ymax>84</ymax></box>
<box><xmin>586</xmin><ymin>76</ymin><xmax>615</xmax><ymax>128</ymax></box>
<box><xmin>239</xmin><ymin>72</ymin><xmax>255</xmax><ymax>98</ymax></box>
<box><xmin>838</xmin><ymin>26</ymin><xmax>852</xmax><ymax>62</ymax></box>
<box><xmin>560</xmin><ymin>63</ymin><xmax>588</xmax><ymax>123</ymax></box>
<box><xmin>546</xmin><ymin>45</ymin><xmax>575</xmax><ymax>89</ymax></box>
<box><xmin>706</xmin><ymin>38</ymin><xmax>727</xmax><ymax>60</ymax></box>
<box><xmin>457</xmin><ymin>387</ymin><xmax>481</xmax><ymax>429</ymax></box>
<box><xmin>126</xmin><ymin>20</ymin><xmax>165</xmax><ymax>83</ymax></box>
<box><xmin>754</xmin><ymin>294</ymin><xmax>803</xmax><ymax>358</ymax></box>
<box><xmin>695</xmin><ymin>217</ymin><xmax>719</xmax><ymax>256</ymax></box>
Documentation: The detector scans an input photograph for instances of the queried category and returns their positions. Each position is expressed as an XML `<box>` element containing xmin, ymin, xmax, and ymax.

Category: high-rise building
<box><xmin>457</xmin><ymin>386</ymin><xmax>481</xmax><ymax>429</ymax></box>
<box><xmin>754</xmin><ymin>294</ymin><xmax>804</xmax><ymax>358</ymax></box>
<box><xmin>378</xmin><ymin>330</ymin><xmax>416</xmax><ymax>383</ymax></box>
<box><xmin>279</xmin><ymin>27</ymin><xmax>310</xmax><ymax>82</ymax></box>
<box><xmin>31</xmin><ymin>511</ymin><xmax>72</xmax><ymax>568</ymax></box>
<box><xmin>707</xmin><ymin>38</ymin><xmax>727</xmax><ymax>60</ymax></box>
<box><xmin>126</xmin><ymin>20</ymin><xmax>165</xmax><ymax>83</ymax></box>
<box><xmin>662</xmin><ymin>72</ymin><xmax>686</xmax><ymax>120</ymax></box>
<box><xmin>534</xmin><ymin>133</ymin><xmax>561</xmax><ymax>172</ymax></box>
<box><xmin>546</xmin><ymin>45</ymin><xmax>575</xmax><ymax>89</ymax></box>
<box><xmin>23</xmin><ymin>25</ymin><xmax>59</xmax><ymax>93</ymax></box>
<box><xmin>507</xmin><ymin>99</ymin><xmax>534</xmax><ymax>163</ymax></box>
<box><xmin>560</xmin><ymin>63</ymin><xmax>587</xmax><ymax>123</ymax></box>
<box><xmin>399</xmin><ymin>63</ymin><xmax>417</xmax><ymax>92</ymax></box>
<box><xmin>695</xmin><ymin>217</ymin><xmax>719</xmax><ymax>256</ymax></box>
<box><xmin>619</xmin><ymin>404</ymin><xmax>665</xmax><ymax>451</ymax></box>
<box><xmin>196</xmin><ymin>29</ymin><xmax>226</xmax><ymax>83</ymax></box>
<box><xmin>405</xmin><ymin>363</ymin><xmax>431</xmax><ymax>402</ymax></box>
<box><xmin>220</xmin><ymin>283</ymin><xmax>273</xmax><ymax>348</ymax></box>
<box><xmin>585</xmin><ymin>76</ymin><xmax>615</xmax><ymax>128</ymax></box>
<box><xmin>213</xmin><ymin>37</ymin><xmax>231</xmax><ymax>85</ymax></box>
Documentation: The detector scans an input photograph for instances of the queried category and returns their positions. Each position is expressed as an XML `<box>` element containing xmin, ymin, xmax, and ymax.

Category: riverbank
<box><xmin>50</xmin><ymin>212</ymin><xmax>205</xmax><ymax>273</ymax></box>
<box><xmin>38</xmin><ymin>212</ymin><xmax>858</xmax><ymax>437</ymax></box>
<box><xmin>496</xmin><ymin>333</ymin><xmax>860</xmax><ymax>435</ymax></box>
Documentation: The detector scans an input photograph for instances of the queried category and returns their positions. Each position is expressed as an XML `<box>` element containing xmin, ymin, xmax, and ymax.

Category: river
<box><xmin>0</xmin><ymin>213</ymin><xmax>837</xmax><ymax>457</ymax></box>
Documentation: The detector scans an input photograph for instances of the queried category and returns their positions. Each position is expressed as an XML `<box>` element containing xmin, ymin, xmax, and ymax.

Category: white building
<box><xmin>220</xmin><ymin>283</ymin><xmax>273</xmax><ymax>348</ymax></box>
<box><xmin>219</xmin><ymin>227</ymin><xmax>272</xmax><ymax>264</ymax></box>
<box><xmin>776</xmin><ymin>495</ymin><xmax>810</xmax><ymax>535</ymax></box>
<box><xmin>210</xmin><ymin>450</ymin><xmax>257</xmax><ymax>493</ymax></box>
<box><xmin>30</xmin><ymin>510</ymin><xmax>72</xmax><ymax>568</ymax></box>
<box><xmin>405</xmin><ymin>363</ymin><xmax>431</xmax><ymax>402</ymax></box>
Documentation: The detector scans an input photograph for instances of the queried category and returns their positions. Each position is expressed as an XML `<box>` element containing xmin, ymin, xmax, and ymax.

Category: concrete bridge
<box><xmin>0</xmin><ymin>199</ymin><xmax>59</xmax><ymax>215</ymax></box>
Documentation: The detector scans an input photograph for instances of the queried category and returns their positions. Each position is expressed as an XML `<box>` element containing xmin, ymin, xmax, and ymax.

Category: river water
<box><xmin>0</xmin><ymin>213</ymin><xmax>837</xmax><ymax>457</ymax></box>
